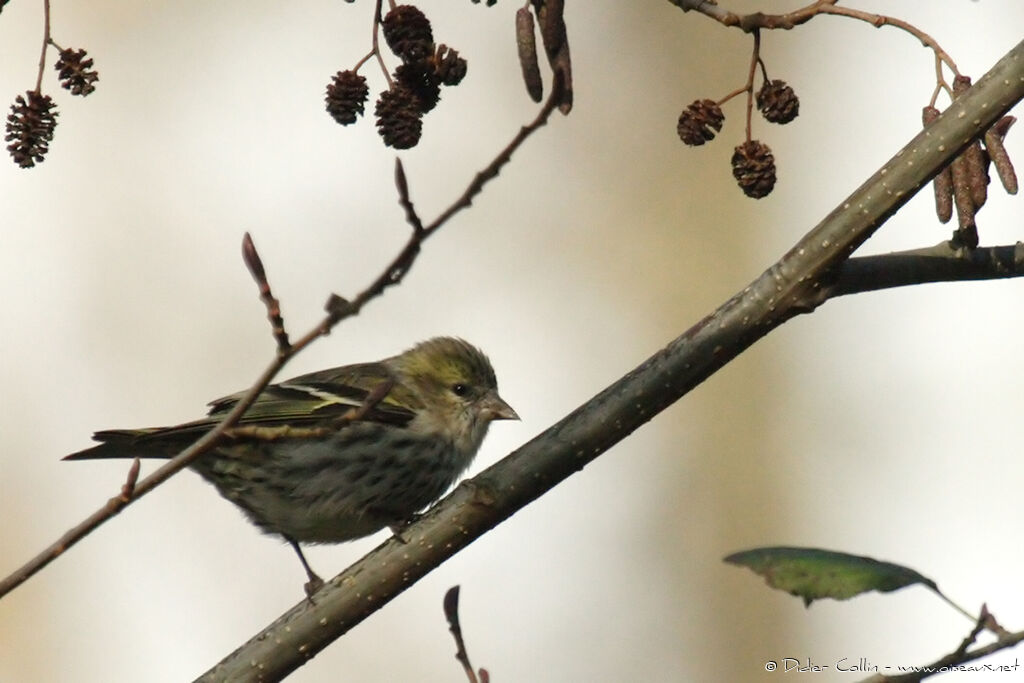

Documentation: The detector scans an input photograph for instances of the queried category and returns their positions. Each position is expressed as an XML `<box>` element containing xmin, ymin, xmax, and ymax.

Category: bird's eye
<box><xmin>451</xmin><ymin>383</ymin><xmax>469</xmax><ymax>397</ymax></box>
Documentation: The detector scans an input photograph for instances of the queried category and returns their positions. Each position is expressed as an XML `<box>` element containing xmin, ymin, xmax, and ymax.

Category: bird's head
<box><xmin>388</xmin><ymin>337</ymin><xmax>518</xmax><ymax>453</ymax></box>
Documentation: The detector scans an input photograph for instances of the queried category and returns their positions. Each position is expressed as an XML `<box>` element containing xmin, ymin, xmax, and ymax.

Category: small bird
<box><xmin>65</xmin><ymin>337</ymin><xmax>518</xmax><ymax>594</ymax></box>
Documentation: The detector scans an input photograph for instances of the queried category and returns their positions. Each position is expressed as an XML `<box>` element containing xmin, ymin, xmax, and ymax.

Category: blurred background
<box><xmin>1</xmin><ymin>1</ymin><xmax>1023</xmax><ymax>681</ymax></box>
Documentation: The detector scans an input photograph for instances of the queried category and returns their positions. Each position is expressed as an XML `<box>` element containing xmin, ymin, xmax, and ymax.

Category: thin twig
<box><xmin>930</xmin><ymin>53</ymin><xmax>952</xmax><ymax>108</ymax></box>
<box><xmin>371</xmin><ymin>0</ymin><xmax>392</xmax><ymax>88</ymax></box>
<box><xmin>118</xmin><ymin>458</ymin><xmax>140</xmax><ymax>503</ymax></box>
<box><xmin>743</xmin><ymin>30</ymin><xmax>760</xmax><ymax>141</ymax></box>
<box><xmin>444</xmin><ymin>586</ymin><xmax>483</xmax><ymax>683</ymax></box>
<box><xmin>954</xmin><ymin>606</ymin><xmax>990</xmax><ymax>657</ymax></box>
<box><xmin>670</xmin><ymin>0</ymin><xmax>832</xmax><ymax>31</ymax></box>
<box><xmin>393</xmin><ymin>158</ymin><xmax>425</xmax><ymax>234</ymax></box>
<box><xmin>858</xmin><ymin>606</ymin><xmax>1024</xmax><ymax>683</ymax></box>
<box><xmin>670</xmin><ymin>0</ymin><xmax>960</xmax><ymax>90</ymax></box>
<box><xmin>352</xmin><ymin>48</ymin><xmax>375</xmax><ymax>73</ymax></box>
<box><xmin>716</xmin><ymin>44</ymin><xmax>764</xmax><ymax>110</ymax></box>
<box><xmin>242</xmin><ymin>232</ymin><xmax>290</xmax><ymax>353</ymax></box>
<box><xmin>35</xmin><ymin>0</ymin><xmax>51</xmax><ymax>92</ymax></box>
<box><xmin>816</xmin><ymin>4</ymin><xmax>959</xmax><ymax>76</ymax></box>
<box><xmin>424</xmin><ymin>70</ymin><xmax>564</xmax><ymax>234</ymax></box>
<box><xmin>325</xmin><ymin>71</ymin><xmax>564</xmax><ymax>323</ymax></box>
<box><xmin>338</xmin><ymin>377</ymin><xmax>394</xmax><ymax>423</ymax></box>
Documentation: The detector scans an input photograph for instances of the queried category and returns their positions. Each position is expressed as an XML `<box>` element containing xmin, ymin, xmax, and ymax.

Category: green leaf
<box><xmin>723</xmin><ymin>546</ymin><xmax>938</xmax><ymax>607</ymax></box>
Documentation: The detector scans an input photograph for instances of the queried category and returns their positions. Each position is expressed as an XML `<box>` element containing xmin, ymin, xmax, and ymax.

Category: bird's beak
<box><xmin>481</xmin><ymin>392</ymin><xmax>519</xmax><ymax>421</ymax></box>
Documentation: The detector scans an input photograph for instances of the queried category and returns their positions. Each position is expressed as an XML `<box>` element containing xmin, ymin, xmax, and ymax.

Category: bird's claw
<box><xmin>304</xmin><ymin>573</ymin><xmax>324</xmax><ymax>602</ymax></box>
<box><xmin>389</xmin><ymin>513</ymin><xmax>423</xmax><ymax>544</ymax></box>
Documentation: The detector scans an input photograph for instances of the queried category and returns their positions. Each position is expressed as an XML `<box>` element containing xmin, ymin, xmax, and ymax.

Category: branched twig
<box><xmin>370</xmin><ymin>0</ymin><xmax>392</xmax><ymax>87</ymax></box>
<box><xmin>816</xmin><ymin>3</ymin><xmax>959</xmax><ymax>77</ymax></box>
<box><xmin>715</xmin><ymin>30</ymin><xmax>762</xmax><ymax>140</ymax></box>
<box><xmin>671</xmin><ymin>0</ymin><xmax>960</xmax><ymax>92</ymax></box>
<box><xmin>859</xmin><ymin>606</ymin><xmax>1024</xmax><ymax>683</ymax></box>
<box><xmin>196</xmin><ymin>38</ymin><xmax>1024</xmax><ymax>683</ymax></box>
<box><xmin>0</xmin><ymin>53</ymin><xmax>566</xmax><ymax>603</ymax></box>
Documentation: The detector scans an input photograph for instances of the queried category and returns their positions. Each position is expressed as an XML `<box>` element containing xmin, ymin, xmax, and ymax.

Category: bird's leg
<box><xmin>287</xmin><ymin>536</ymin><xmax>324</xmax><ymax>598</ymax></box>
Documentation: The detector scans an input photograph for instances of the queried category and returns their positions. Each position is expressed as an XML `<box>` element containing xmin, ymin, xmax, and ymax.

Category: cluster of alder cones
<box><xmin>325</xmin><ymin>4</ymin><xmax>468</xmax><ymax>150</ymax></box>
<box><xmin>5</xmin><ymin>47</ymin><xmax>98</xmax><ymax>168</ymax></box>
<box><xmin>677</xmin><ymin>79</ymin><xmax>799</xmax><ymax>199</ymax></box>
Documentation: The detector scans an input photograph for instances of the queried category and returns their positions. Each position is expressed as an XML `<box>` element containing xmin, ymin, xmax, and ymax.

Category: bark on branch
<box><xmin>198</xmin><ymin>37</ymin><xmax>1024</xmax><ymax>683</ymax></box>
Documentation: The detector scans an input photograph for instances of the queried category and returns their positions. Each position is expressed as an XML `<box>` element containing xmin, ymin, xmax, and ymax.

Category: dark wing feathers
<box><xmin>65</xmin><ymin>361</ymin><xmax>415</xmax><ymax>461</ymax></box>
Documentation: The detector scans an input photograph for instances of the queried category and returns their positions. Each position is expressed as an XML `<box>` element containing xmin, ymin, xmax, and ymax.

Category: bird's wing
<box><xmin>65</xmin><ymin>361</ymin><xmax>417</xmax><ymax>460</ymax></box>
<box><xmin>206</xmin><ymin>361</ymin><xmax>417</xmax><ymax>427</ymax></box>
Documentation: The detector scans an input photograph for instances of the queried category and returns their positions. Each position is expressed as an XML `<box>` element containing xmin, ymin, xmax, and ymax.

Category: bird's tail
<box><xmin>63</xmin><ymin>428</ymin><xmax>196</xmax><ymax>460</ymax></box>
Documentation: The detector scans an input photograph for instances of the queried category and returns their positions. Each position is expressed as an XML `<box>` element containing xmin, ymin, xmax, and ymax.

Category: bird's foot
<box><xmin>389</xmin><ymin>513</ymin><xmax>423</xmax><ymax>544</ymax></box>
<box><xmin>304</xmin><ymin>572</ymin><xmax>325</xmax><ymax>602</ymax></box>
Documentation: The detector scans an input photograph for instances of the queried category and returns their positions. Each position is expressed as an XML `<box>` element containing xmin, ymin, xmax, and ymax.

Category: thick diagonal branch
<box><xmin>198</xmin><ymin>38</ymin><xmax>1024</xmax><ymax>683</ymax></box>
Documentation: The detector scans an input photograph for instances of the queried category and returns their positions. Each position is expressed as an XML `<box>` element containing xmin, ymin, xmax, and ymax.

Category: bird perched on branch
<box><xmin>65</xmin><ymin>337</ymin><xmax>518</xmax><ymax>594</ymax></box>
